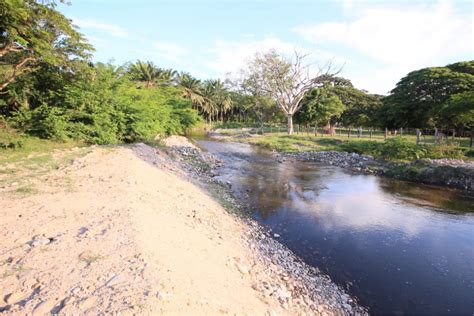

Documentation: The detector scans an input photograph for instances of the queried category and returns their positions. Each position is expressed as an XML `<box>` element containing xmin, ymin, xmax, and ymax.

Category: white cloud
<box><xmin>152</xmin><ymin>42</ymin><xmax>187</xmax><ymax>63</ymax></box>
<box><xmin>202</xmin><ymin>37</ymin><xmax>345</xmax><ymax>79</ymax></box>
<box><xmin>73</xmin><ymin>18</ymin><xmax>128</xmax><ymax>38</ymax></box>
<box><xmin>294</xmin><ymin>0</ymin><xmax>473</xmax><ymax>93</ymax></box>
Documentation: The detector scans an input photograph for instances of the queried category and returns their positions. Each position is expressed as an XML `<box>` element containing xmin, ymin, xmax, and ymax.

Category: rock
<box><xmin>4</xmin><ymin>292</ymin><xmax>25</xmax><ymax>304</ymax></box>
<box><xmin>29</xmin><ymin>235</ymin><xmax>51</xmax><ymax>247</ymax></box>
<box><xmin>79</xmin><ymin>296</ymin><xmax>97</xmax><ymax>310</ymax></box>
<box><xmin>33</xmin><ymin>300</ymin><xmax>56</xmax><ymax>314</ymax></box>
<box><xmin>273</xmin><ymin>233</ymin><xmax>280</xmax><ymax>238</ymax></box>
<box><xmin>235</xmin><ymin>263</ymin><xmax>249</xmax><ymax>275</ymax></box>
<box><xmin>105</xmin><ymin>274</ymin><xmax>127</xmax><ymax>287</ymax></box>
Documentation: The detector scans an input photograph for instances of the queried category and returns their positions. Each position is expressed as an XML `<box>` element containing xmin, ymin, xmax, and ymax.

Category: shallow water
<box><xmin>196</xmin><ymin>140</ymin><xmax>474</xmax><ymax>315</ymax></box>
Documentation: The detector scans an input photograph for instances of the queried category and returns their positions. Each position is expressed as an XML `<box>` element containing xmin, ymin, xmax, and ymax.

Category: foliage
<box><xmin>0</xmin><ymin>119</ymin><xmax>23</xmax><ymax>148</ymax></box>
<box><xmin>7</xmin><ymin>64</ymin><xmax>200</xmax><ymax>144</ymax></box>
<box><xmin>241</xmin><ymin>50</ymin><xmax>338</xmax><ymax>134</ymax></box>
<box><xmin>0</xmin><ymin>0</ymin><xmax>93</xmax><ymax>90</ymax></box>
<box><xmin>294</xmin><ymin>87</ymin><xmax>345</xmax><ymax>127</ymax></box>
<box><xmin>438</xmin><ymin>91</ymin><xmax>474</xmax><ymax>129</ymax></box>
<box><xmin>380</xmin><ymin>61</ymin><xmax>474</xmax><ymax>128</ymax></box>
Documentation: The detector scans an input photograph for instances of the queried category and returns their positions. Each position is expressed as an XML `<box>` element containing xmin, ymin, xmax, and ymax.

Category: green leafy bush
<box><xmin>0</xmin><ymin>120</ymin><xmax>24</xmax><ymax>149</ymax></box>
<box><xmin>425</xmin><ymin>144</ymin><xmax>467</xmax><ymax>159</ymax></box>
<box><xmin>377</xmin><ymin>138</ymin><xmax>428</xmax><ymax>160</ymax></box>
<box><xmin>339</xmin><ymin>140</ymin><xmax>379</xmax><ymax>156</ymax></box>
<box><xmin>9</xmin><ymin>64</ymin><xmax>201</xmax><ymax>145</ymax></box>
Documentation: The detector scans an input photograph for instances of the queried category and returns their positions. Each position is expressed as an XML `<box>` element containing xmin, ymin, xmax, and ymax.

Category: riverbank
<box><xmin>0</xmin><ymin>138</ymin><xmax>366</xmax><ymax>315</ymax></box>
<box><xmin>218</xmin><ymin>133</ymin><xmax>474</xmax><ymax>192</ymax></box>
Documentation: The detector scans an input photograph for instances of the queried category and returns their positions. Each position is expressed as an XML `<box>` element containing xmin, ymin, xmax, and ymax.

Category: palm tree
<box><xmin>176</xmin><ymin>72</ymin><xmax>205</xmax><ymax>109</ymax></box>
<box><xmin>129</xmin><ymin>61</ymin><xmax>177</xmax><ymax>87</ymax></box>
<box><xmin>208</xmin><ymin>79</ymin><xmax>232</xmax><ymax>123</ymax></box>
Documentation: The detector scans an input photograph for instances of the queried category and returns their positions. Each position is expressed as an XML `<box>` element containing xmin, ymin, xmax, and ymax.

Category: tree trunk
<box><xmin>287</xmin><ymin>114</ymin><xmax>294</xmax><ymax>135</ymax></box>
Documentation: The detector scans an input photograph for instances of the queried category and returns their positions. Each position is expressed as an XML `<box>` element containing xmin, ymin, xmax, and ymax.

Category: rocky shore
<box><xmin>166</xmin><ymin>139</ymin><xmax>368</xmax><ymax>315</ymax></box>
<box><xmin>280</xmin><ymin>151</ymin><xmax>474</xmax><ymax>192</ymax></box>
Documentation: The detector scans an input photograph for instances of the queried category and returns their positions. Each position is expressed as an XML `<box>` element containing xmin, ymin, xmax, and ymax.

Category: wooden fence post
<box><xmin>369</xmin><ymin>128</ymin><xmax>372</xmax><ymax>139</ymax></box>
<box><xmin>358</xmin><ymin>127</ymin><xmax>362</xmax><ymax>138</ymax></box>
<box><xmin>416</xmin><ymin>129</ymin><xmax>421</xmax><ymax>145</ymax></box>
<box><xmin>452</xmin><ymin>129</ymin><xmax>455</xmax><ymax>142</ymax></box>
<box><xmin>434</xmin><ymin>128</ymin><xmax>438</xmax><ymax>144</ymax></box>
<box><xmin>384</xmin><ymin>128</ymin><xmax>388</xmax><ymax>140</ymax></box>
<box><xmin>400</xmin><ymin>128</ymin><xmax>403</xmax><ymax>138</ymax></box>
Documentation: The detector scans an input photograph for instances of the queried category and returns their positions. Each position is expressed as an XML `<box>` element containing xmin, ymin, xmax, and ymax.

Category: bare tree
<box><xmin>243</xmin><ymin>49</ymin><xmax>340</xmax><ymax>134</ymax></box>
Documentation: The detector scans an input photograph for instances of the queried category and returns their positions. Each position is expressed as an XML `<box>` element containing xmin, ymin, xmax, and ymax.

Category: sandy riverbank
<box><xmin>0</xmin><ymin>137</ymin><xmax>366</xmax><ymax>315</ymax></box>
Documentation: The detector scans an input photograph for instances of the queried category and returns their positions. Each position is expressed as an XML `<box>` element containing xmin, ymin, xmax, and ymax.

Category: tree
<box><xmin>294</xmin><ymin>87</ymin><xmax>344</xmax><ymax>128</ymax></box>
<box><xmin>439</xmin><ymin>91</ymin><xmax>474</xmax><ymax>130</ymax></box>
<box><xmin>380</xmin><ymin>61</ymin><xmax>474</xmax><ymax>128</ymax></box>
<box><xmin>128</xmin><ymin>61</ymin><xmax>176</xmax><ymax>87</ymax></box>
<box><xmin>0</xmin><ymin>0</ymin><xmax>93</xmax><ymax>90</ymax></box>
<box><xmin>242</xmin><ymin>50</ymin><xmax>339</xmax><ymax>134</ymax></box>
<box><xmin>176</xmin><ymin>72</ymin><xmax>205</xmax><ymax>110</ymax></box>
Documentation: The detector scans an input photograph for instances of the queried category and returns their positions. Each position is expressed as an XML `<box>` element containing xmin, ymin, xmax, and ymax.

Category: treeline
<box><xmin>1</xmin><ymin>0</ymin><xmax>473</xmax><ymax>148</ymax></box>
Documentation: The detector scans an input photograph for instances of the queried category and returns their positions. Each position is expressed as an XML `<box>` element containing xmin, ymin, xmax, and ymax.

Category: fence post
<box><xmin>434</xmin><ymin>128</ymin><xmax>438</xmax><ymax>144</ymax></box>
<box><xmin>399</xmin><ymin>128</ymin><xmax>403</xmax><ymax>138</ymax></box>
<box><xmin>369</xmin><ymin>128</ymin><xmax>372</xmax><ymax>139</ymax></box>
<box><xmin>358</xmin><ymin>127</ymin><xmax>362</xmax><ymax>138</ymax></box>
<box><xmin>452</xmin><ymin>129</ymin><xmax>455</xmax><ymax>142</ymax></box>
<box><xmin>384</xmin><ymin>128</ymin><xmax>388</xmax><ymax>140</ymax></box>
<box><xmin>348</xmin><ymin>127</ymin><xmax>351</xmax><ymax>138</ymax></box>
<box><xmin>416</xmin><ymin>129</ymin><xmax>421</xmax><ymax>145</ymax></box>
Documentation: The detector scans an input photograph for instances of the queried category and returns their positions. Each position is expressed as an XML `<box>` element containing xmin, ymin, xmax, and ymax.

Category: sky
<box><xmin>59</xmin><ymin>0</ymin><xmax>474</xmax><ymax>95</ymax></box>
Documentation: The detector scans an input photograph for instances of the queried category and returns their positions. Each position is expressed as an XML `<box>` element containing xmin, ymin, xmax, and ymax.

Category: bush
<box><xmin>377</xmin><ymin>138</ymin><xmax>428</xmax><ymax>160</ymax></box>
<box><xmin>0</xmin><ymin>121</ymin><xmax>24</xmax><ymax>149</ymax></box>
<box><xmin>339</xmin><ymin>140</ymin><xmax>379</xmax><ymax>156</ymax></box>
<box><xmin>425</xmin><ymin>144</ymin><xmax>467</xmax><ymax>159</ymax></box>
<box><xmin>9</xmin><ymin>65</ymin><xmax>201</xmax><ymax>145</ymax></box>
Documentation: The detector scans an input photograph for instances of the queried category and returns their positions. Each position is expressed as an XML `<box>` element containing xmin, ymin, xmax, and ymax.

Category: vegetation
<box><xmin>244</xmin><ymin>134</ymin><xmax>473</xmax><ymax>161</ymax></box>
<box><xmin>1</xmin><ymin>0</ymin><xmax>472</xmax><ymax>159</ymax></box>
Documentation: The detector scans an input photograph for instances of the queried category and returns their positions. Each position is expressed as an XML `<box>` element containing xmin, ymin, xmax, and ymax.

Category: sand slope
<box><xmin>0</xmin><ymin>145</ymin><xmax>284</xmax><ymax>315</ymax></box>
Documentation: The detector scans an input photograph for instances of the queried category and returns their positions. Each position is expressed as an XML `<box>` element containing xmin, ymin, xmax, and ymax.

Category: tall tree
<box><xmin>241</xmin><ymin>50</ymin><xmax>339</xmax><ymax>134</ymax></box>
<box><xmin>380</xmin><ymin>61</ymin><xmax>474</xmax><ymax>128</ymax></box>
<box><xmin>294</xmin><ymin>87</ymin><xmax>344</xmax><ymax>128</ymax></box>
<box><xmin>176</xmin><ymin>72</ymin><xmax>205</xmax><ymax>110</ymax></box>
<box><xmin>0</xmin><ymin>0</ymin><xmax>93</xmax><ymax>90</ymax></box>
<box><xmin>128</xmin><ymin>61</ymin><xmax>176</xmax><ymax>87</ymax></box>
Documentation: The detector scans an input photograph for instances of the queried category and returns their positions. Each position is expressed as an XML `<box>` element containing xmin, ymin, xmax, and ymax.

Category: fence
<box><xmin>236</xmin><ymin>124</ymin><xmax>473</xmax><ymax>148</ymax></box>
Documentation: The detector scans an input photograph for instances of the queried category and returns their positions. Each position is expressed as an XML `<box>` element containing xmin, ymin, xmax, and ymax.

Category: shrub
<box><xmin>338</xmin><ymin>140</ymin><xmax>379</xmax><ymax>156</ymax></box>
<box><xmin>377</xmin><ymin>138</ymin><xmax>428</xmax><ymax>160</ymax></box>
<box><xmin>425</xmin><ymin>144</ymin><xmax>467</xmax><ymax>159</ymax></box>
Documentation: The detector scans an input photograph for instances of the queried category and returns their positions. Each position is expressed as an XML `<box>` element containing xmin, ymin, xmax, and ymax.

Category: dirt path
<box><xmin>0</xmin><ymin>140</ymin><xmax>365</xmax><ymax>315</ymax></box>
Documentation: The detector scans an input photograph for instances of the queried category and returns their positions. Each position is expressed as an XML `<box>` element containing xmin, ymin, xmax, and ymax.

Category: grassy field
<box><xmin>233</xmin><ymin>133</ymin><xmax>474</xmax><ymax>162</ymax></box>
<box><xmin>0</xmin><ymin>137</ymin><xmax>90</xmax><ymax>194</ymax></box>
<box><xmin>215</xmin><ymin>124</ymin><xmax>473</xmax><ymax>148</ymax></box>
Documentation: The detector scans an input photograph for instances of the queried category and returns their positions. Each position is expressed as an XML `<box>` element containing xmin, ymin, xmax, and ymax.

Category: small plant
<box><xmin>377</xmin><ymin>138</ymin><xmax>428</xmax><ymax>160</ymax></box>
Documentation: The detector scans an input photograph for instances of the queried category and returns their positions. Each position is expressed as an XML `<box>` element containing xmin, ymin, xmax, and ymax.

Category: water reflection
<box><xmin>197</xmin><ymin>140</ymin><xmax>474</xmax><ymax>314</ymax></box>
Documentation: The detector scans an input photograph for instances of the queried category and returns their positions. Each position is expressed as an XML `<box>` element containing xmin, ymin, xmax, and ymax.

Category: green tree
<box><xmin>0</xmin><ymin>0</ymin><xmax>93</xmax><ymax>90</ymax></box>
<box><xmin>128</xmin><ymin>61</ymin><xmax>176</xmax><ymax>87</ymax></box>
<box><xmin>294</xmin><ymin>87</ymin><xmax>344</xmax><ymax>128</ymax></box>
<box><xmin>439</xmin><ymin>91</ymin><xmax>474</xmax><ymax>130</ymax></box>
<box><xmin>380</xmin><ymin>61</ymin><xmax>474</xmax><ymax>128</ymax></box>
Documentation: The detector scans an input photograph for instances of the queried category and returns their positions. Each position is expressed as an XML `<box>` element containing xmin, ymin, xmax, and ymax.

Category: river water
<box><xmin>196</xmin><ymin>139</ymin><xmax>474</xmax><ymax>315</ymax></box>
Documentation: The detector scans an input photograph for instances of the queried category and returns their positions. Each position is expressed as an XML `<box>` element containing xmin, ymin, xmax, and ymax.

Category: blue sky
<box><xmin>60</xmin><ymin>0</ymin><xmax>473</xmax><ymax>94</ymax></box>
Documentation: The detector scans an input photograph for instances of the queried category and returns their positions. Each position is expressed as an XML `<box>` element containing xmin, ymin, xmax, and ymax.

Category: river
<box><xmin>196</xmin><ymin>139</ymin><xmax>474</xmax><ymax>315</ymax></box>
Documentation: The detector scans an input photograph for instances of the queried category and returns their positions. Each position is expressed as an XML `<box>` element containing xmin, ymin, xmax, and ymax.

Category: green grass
<box><xmin>0</xmin><ymin>136</ymin><xmax>90</xmax><ymax>191</ymax></box>
<box><xmin>240</xmin><ymin>134</ymin><xmax>473</xmax><ymax>162</ymax></box>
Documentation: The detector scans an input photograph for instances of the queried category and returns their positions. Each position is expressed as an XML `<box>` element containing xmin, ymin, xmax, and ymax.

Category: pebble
<box><xmin>33</xmin><ymin>300</ymin><xmax>56</xmax><ymax>314</ymax></box>
<box><xmin>4</xmin><ymin>292</ymin><xmax>25</xmax><ymax>304</ymax></box>
<box><xmin>79</xmin><ymin>296</ymin><xmax>97</xmax><ymax>310</ymax></box>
